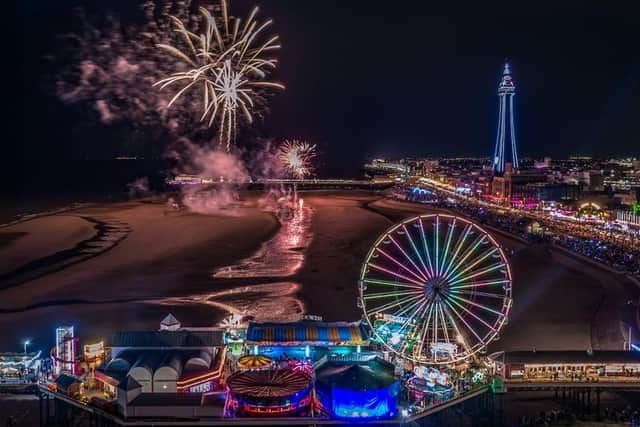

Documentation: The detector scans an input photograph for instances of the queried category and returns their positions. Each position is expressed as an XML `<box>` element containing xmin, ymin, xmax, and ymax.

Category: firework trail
<box><xmin>278</xmin><ymin>140</ymin><xmax>317</xmax><ymax>179</ymax></box>
<box><xmin>154</xmin><ymin>2</ymin><xmax>284</xmax><ymax>152</ymax></box>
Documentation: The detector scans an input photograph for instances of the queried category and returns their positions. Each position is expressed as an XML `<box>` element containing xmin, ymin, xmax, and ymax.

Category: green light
<box><xmin>447</xmin><ymin>247</ymin><xmax>498</xmax><ymax>284</ymax></box>
<box><xmin>363</xmin><ymin>289</ymin><xmax>422</xmax><ymax>300</ymax></box>
<box><xmin>364</xmin><ymin>277</ymin><xmax>422</xmax><ymax>289</ymax></box>
<box><xmin>402</xmin><ymin>225</ymin><xmax>430</xmax><ymax>279</ymax></box>
<box><xmin>370</xmin><ymin>293</ymin><xmax>423</xmax><ymax>315</ymax></box>
<box><xmin>418</xmin><ymin>218</ymin><xmax>435</xmax><ymax>277</ymax></box>
<box><xmin>440</xmin><ymin>224</ymin><xmax>472</xmax><ymax>279</ymax></box>
<box><xmin>439</xmin><ymin>218</ymin><xmax>456</xmax><ymax>277</ymax></box>
<box><xmin>442</xmin><ymin>234</ymin><xmax>486</xmax><ymax>281</ymax></box>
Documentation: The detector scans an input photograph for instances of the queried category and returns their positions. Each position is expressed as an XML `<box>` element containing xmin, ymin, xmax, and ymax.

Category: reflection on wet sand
<box><xmin>212</xmin><ymin>207</ymin><xmax>313</xmax><ymax>278</ymax></box>
<box><xmin>148</xmin><ymin>282</ymin><xmax>304</xmax><ymax>323</ymax></box>
<box><xmin>148</xmin><ymin>206</ymin><xmax>313</xmax><ymax>323</ymax></box>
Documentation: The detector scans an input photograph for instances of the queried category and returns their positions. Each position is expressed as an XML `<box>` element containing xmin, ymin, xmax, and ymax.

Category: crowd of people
<box><xmin>553</xmin><ymin>234</ymin><xmax>640</xmax><ymax>278</ymax></box>
<box><xmin>399</xmin><ymin>188</ymin><xmax>640</xmax><ymax>280</ymax></box>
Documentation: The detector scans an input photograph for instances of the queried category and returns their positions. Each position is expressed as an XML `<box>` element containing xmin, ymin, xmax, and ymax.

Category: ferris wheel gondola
<box><xmin>359</xmin><ymin>214</ymin><xmax>512</xmax><ymax>365</ymax></box>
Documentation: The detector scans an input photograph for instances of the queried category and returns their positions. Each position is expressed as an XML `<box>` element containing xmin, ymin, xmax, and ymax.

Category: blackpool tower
<box><xmin>492</xmin><ymin>61</ymin><xmax>519</xmax><ymax>174</ymax></box>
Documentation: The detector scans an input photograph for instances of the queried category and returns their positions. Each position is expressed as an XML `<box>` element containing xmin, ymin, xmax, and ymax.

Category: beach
<box><xmin>0</xmin><ymin>192</ymin><xmax>636</xmax><ymax>354</ymax></box>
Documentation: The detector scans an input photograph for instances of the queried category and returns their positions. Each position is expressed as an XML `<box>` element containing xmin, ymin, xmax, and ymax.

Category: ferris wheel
<box><xmin>358</xmin><ymin>214</ymin><xmax>512</xmax><ymax>364</ymax></box>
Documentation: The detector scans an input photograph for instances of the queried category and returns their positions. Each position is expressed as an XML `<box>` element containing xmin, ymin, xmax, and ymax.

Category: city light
<box><xmin>6</xmin><ymin>2</ymin><xmax>640</xmax><ymax>424</ymax></box>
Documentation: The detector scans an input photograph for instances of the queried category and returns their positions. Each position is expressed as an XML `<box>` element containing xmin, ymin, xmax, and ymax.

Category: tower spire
<box><xmin>503</xmin><ymin>60</ymin><xmax>511</xmax><ymax>76</ymax></box>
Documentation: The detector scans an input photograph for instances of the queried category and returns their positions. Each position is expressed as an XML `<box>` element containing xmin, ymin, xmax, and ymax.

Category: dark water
<box><xmin>1</xmin><ymin>159</ymin><xmax>168</xmax><ymax>223</ymax></box>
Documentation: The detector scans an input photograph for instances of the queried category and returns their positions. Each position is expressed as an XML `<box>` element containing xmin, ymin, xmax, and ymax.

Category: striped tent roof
<box><xmin>237</xmin><ymin>355</ymin><xmax>273</xmax><ymax>369</ymax></box>
<box><xmin>246</xmin><ymin>321</ymin><xmax>368</xmax><ymax>346</ymax></box>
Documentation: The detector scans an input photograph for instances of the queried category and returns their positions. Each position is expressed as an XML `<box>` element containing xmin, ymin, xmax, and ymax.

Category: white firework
<box><xmin>154</xmin><ymin>2</ymin><xmax>284</xmax><ymax>151</ymax></box>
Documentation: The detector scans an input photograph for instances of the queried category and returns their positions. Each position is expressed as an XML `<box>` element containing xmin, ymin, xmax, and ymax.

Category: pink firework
<box><xmin>278</xmin><ymin>140</ymin><xmax>317</xmax><ymax>179</ymax></box>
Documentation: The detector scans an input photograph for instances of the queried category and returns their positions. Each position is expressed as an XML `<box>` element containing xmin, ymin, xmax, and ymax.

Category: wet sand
<box><xmin>0</xmin><ymin>215</ymin><xmax>96</xmax><ymax>275</ymax></box>
<box><xmin>0</xmin><ymin>192</ymin><xmax>636</xmax><ymax>355</ymax></box>
<box><xmin>291</xmin><ymin>193</ymin><xmax>392</xmax><ymax>321</ymax></box>
<box><xmin>0</xmin><ymin>198</ymin><xmax>280</xmax><ymax>346</ymax></box>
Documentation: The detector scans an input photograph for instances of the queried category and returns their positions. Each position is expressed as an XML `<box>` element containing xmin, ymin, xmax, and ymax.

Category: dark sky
<box><xmin>9</xmin><ymin>0</ymin><xmax>640</xmax><ymax>178</ymax></box>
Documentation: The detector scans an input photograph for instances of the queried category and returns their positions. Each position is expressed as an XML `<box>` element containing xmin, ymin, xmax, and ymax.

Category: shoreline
<box><xmin>0</xmin><ymin>191</ymin><xmax>636</xmax><ymax>356</ymax></box>
<box><xmin>0</xmin><ymin>196</ymin><xmax>281</xmax><ymax>349</ymax></box>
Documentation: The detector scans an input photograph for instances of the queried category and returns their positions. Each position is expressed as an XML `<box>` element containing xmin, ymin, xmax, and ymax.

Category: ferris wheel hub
<box><xmin>424</xmin><ymin>276</ymin><xmax>450</xmax><ymax>299</ymax></box>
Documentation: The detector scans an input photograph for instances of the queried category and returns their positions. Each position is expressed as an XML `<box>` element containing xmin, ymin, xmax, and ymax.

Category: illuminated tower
<box><xmin>54</xmin><ymin>326</ymin><xmax>77</xmax><ymax>376</ymax></box>
<box><xmin>492</xmin><ymin>61</ymin><xmax>519</xmax><ymax>174</ymax></box>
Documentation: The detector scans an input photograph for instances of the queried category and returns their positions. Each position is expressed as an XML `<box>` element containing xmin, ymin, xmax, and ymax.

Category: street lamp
<box><xmin>23</xmin><ymin>340</ymin><xmax>30</xmax><ymax>355</ymax></box>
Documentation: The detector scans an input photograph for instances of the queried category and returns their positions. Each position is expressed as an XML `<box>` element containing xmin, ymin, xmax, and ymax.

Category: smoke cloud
<box><xmin>168</xmin><ymin>139</ymin><xmax>250</xmax><ymax>215</ymax></box>
<box><xmin>127</xmin><ymin>176</ymin><xmax>150</xmax><ymax>198</ymax></box>
<box><xmin>54</xmin><ymin>2</ymin><xmax>210</xmax><ymax>137</ymax></box>
<box><xmin>166</xmin><ymin>139</ymin><xmax>297</xmax><ymax>216</ymax></box>
<box><xmin>245</xmin><ymin>140</ymin><xmax>286</xmax><ymax>180</ymax></box>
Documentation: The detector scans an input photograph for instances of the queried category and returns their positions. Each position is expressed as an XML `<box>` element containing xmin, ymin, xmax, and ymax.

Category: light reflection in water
<box><xmin>148</xmin><ymin>282</ymin><xmax>305</xmax><ymax>323</ymax></box>
<box><xmin>147</xmin><ymin>205</ymin><xmax>313</xmax><ymax>324</ymax></box>
<box><xmin>212</xmin><ymin>206</ymin><xmax>313</xmax><ymax>278</ymax></box>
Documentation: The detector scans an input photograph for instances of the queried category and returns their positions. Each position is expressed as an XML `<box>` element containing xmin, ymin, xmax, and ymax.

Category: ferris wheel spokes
<box><xmin>450</xmin><ymin>278</ymin><xmax>511</xmax><ymax>290</ymax></box>
<box><xmin>363</xmin><ymin>289</ymin><xmax>423</xmax><ymax>300</ymax></box>
<box><xmin>369</xmin><ymin>293</ymin><xmax>424</xmax><ymax>316</ymax></box>
<box><xmin>440</xmin><ymin>222</ymin><xmax>472</xmax><ymax>280</ymax></box>
<box><xmin>417</xmin><ymin>218</ymin><xmax>436</xmax><ymax>278</ymax></box>
<box><xmin>367</xmin><ymin>263</ymin><xmax>424</xmax><ymax>287</ymax></box>
<box><xmin>389</xmin><ymin>234</ymin><xmax>430</xmax><ymax>281</ymax></box>
<box><xmin>445</xmin><ymin>297</ymin><xmax>498</xmax><ymax>331</ymax></box>
<box><xmin>438</xmin><ymin>217</ymin><xmax>456</xmax><ymax>276</ymax></box>
<box><xmin>376</xmin><ymin>246</ymin><xmax>427</xmax><ymax>283</ymax></box>
<box><xmin>444</xmin><ymin>298</ymin><xmax>485</xmax><ymax>343</ymax></box>
<box><xmin>402</xmin><ymin>224</ymin><xmax>431</xmax><ymax>278</ymax></box>
<box><xmin>441</xmin><ymin>233</ymin><xmax>488</xmax><ymax>282</ymax></box>
<box><xmin>448</xmin><ymin>261</ymin><xmax>506</xmax><ymax>287</ymax></box>
<box><xmin>362</xmin><ymin>277</ymin><xmax>423</xmax><ymax>290</ymax></box>
<box><xmin>359</xmin><ymin>214</ymin><xmax>512</xmax><ymax>364</ymax></box>
<box><xmin>445</xmin><ymin>246</ymin><xmax>500</xmax><ymax>283</ymax></box>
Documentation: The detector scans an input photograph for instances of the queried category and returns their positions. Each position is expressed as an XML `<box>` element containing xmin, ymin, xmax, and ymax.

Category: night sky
<box><xmin>9</xmin><ymin>0</ymin><xmax>640</xmax><ymax>180</ymax></box>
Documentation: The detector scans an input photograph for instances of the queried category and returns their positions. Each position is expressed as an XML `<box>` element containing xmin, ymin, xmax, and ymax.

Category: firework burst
<box><xmin>154</xmin><ymin>2</ymin><xmax>284</xmax><ymax>152</ymax></box>
<box><xmin>279</xmin><ymin>140</ymin><xmax>317</xmax><ymax>179</ymax></box>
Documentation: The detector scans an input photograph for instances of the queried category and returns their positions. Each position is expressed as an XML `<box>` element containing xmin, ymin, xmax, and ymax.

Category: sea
<box><xmin>1</xmin><ymin>158</ymin><xmax>169</xmax><ymax>224</ymax></box>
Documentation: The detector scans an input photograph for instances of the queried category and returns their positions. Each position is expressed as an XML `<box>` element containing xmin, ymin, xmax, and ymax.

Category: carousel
<box><xmin>226</xmin><ymin>369</ymin><xmax>313</xmax><ymax>417</ymax></box>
